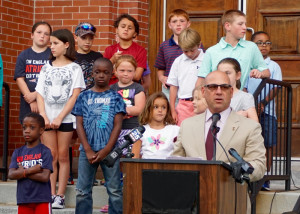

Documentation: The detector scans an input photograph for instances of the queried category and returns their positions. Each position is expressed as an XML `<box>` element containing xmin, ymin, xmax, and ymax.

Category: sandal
<box><xmin>100</xmin><ymin>204</ymin><xmax>109</xmax><ymax>213</ymax></box>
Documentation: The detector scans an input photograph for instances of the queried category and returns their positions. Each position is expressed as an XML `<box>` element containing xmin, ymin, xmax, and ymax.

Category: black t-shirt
<box><xmin>14</xmin><ymin>47</ymin><xmax>51</xmax><ymax>123</ymax></box>
<box><xmin>111</xmin><ymin>82</ymin><xmax>144</xmax><ymax>129</ymax></box>
<box><xmin>75</xmin><ymin>51</ymin><xmax>103</xmax><ymax>89</ymax></box>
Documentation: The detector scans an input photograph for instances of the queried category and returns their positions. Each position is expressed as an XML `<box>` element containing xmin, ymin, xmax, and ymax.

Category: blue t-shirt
<box><xmin>14</xmin><ymin>47</ymin><xmax>51</xmax><ymax>122</ymax></box>
<box><xmin>245</xmin><ymin>57</ymin><xmax>282</xmax><ymax>116</ymax></box>
<box><xmin>72</xmin><ymin>89</ymin><xmax>126</xmax><ymax>151</ymax></box>
<box><xmin>9</xmin><ymin>143</ymin><xmax>53</xmax><ymax>205</ymax></box>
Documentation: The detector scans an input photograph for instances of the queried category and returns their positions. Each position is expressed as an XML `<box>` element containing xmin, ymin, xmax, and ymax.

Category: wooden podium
<box><xmin>121</xmin><ymin>158</ymin><xmax>248</xmax><ymax>214</ymax></box>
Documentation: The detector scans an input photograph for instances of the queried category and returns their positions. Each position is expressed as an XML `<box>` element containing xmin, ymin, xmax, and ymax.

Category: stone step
<box><xmin>256</xmin><ymin>159</ymin><xmax>300</xmax><ymax>214</ymax></box>
<box><xmin>0</xmin><ymin>205</ymin><xmax>102</xmax><ymax>214</ymax></box>
<box><xmin>0</xmin><ymin>180</ymin><xmax>108</xmax><ymax>209</ymax></box>
<box><xmin>1</xmin><ymin>160</ymin><xmax>300</xmax><ymax>214</ymax></box>
<box><xmin>256</xmin><ymin>189</ymin><xmax>300</xmax><ymax>214</ymax></box>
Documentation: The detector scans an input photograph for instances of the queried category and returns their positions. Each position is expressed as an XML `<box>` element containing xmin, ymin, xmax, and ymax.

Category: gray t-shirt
<box><xmin>231</xmin><ymin>90</ymin><xmax>255</xmax><ymax>111</ymax></box>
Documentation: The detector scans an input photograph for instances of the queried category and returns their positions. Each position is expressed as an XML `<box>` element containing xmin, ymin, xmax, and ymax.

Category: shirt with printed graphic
<box><xmin>75</xmin><ymin>51</ymin><xmax>103</xmax><ymax>89</ymax></box>
<box><xmin>72</xmin><ymin>89</ymin><xmax>126</xmax><ymax>152</ymax></box>
<box><xmin>140</xmin><ymin>124</ymin><xmax>180</xmax><ymax>159</ymax></box>
<box><xmin>14</xmin><ymin>47</ymin><xmax>51</xmax><ymax>122</ymax></box>
<box><xmin>110</xmin><ymin>82</ymin><xmax>144</xmax><ymax>129</ymax></box>
<box><xmin>35</xmin><ymin>62</ymin><xmax>86</xmax><ymax>124</ymax></box>
<box><xmin>9</xmin><ymin>143</ymin><xmax>53</xmax><ymax>204</ymax></box>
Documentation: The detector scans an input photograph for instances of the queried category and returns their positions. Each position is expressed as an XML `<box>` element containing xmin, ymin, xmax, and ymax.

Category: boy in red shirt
<box><xmin>104</xmin><ymin>14</ymin><xmax>147</xmax><ymax>85</ymax></box>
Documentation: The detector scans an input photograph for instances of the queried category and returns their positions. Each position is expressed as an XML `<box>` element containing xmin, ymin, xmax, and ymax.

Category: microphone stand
<box><xmin>212</xmin><ymin>126</ymin><xmax>220</xmax><ymax>161</ymax></box>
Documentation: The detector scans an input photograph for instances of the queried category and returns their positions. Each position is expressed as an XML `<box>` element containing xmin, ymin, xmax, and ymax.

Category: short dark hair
<box><xmin>251</xmin><ymin>31</ymin><xmax>270</xmax><ymax>42</ymax></box>
<box><xmin>114</xmin><ymin>14</ymin><xmax>139</xmax><ymax>36</ymax></box>
<box><xmin>50</xmin><ymin>29</ymin><xmax>76</xmax><ymax>61</ymax></box>
<box><xmin>93</xmin><ymin>57</ymin><xmax>113</xmax><ymax>73</ymax></box>
<box><xmin>23</xmin><ymin>112</ymin><xmax>45</xmax><ymax>129</ymax></box>
<box><xmin>32</xmin><ymin>21</ymin><xmax>52</xmax><ymax>34</ymax></box>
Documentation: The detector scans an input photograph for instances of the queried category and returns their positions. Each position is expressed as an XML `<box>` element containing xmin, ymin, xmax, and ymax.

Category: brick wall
<box><xmin>0</xmin><ymin>0</ymin><xmax>149</xmax><ymax>157</ymax></box>
<box><xmin>0</xmin><ymin>0</ymin><xmax>35</xmax><ymax>156</ymax></box>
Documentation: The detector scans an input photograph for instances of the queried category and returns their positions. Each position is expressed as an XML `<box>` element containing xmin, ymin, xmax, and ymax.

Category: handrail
<box><xmin>0</xmin><ymin>82</ymin><xmax>10</xmax><ymax>181</ymax></box>
<box><xmin>251</xmin><ymin>78</ymin><xmax>292</xmax><ymax>214</ymax></box>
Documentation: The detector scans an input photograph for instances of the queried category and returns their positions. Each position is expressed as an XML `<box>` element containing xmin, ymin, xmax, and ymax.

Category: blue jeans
<box><xmin>260</xmin><ymin>113</ymin><xmax>277</xmax><ymax>147</ymax></box>
<box><xmin>75</xmin><ymin>150</ymin><xmax>123</xmax><ymax>214</ymax></box>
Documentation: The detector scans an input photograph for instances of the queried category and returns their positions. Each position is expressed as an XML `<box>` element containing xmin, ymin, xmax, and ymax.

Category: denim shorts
<box><xmin>260</xmin><ymin>113</ymin><xmax>277</xmax><ymax>147</ymax></box>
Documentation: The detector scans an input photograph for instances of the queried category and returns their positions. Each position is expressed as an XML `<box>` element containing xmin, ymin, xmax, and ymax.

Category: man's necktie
<box><xmin>205</xmin><ymin>128</ymin><xmax>215</xmax><ymax>160</ymax></box>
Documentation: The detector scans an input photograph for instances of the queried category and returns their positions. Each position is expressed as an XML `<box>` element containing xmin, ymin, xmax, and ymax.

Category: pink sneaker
<box><xmin>100</xmin><ymin>204</ymin><xmax>109</xmax><ymax>213</ymax></box>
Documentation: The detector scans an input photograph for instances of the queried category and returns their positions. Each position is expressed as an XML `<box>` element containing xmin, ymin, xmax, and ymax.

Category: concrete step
<box><xmin>0</xmin><ymin>205</ymin><xmax>102</xmax><ymax>214</ymax></box>
<box><xmin>256</xmin><ymin>190</ymin><xmax>300</xmax><ymax>214</ymax></box>
<box><xmin>0</xmin><ymin>179</ymin><xmax>108</xmax><ymax>210</ymax></box>
<box><xmin>256</xmin><ymin>159</ymin><xmax>300</xmax><ymax>214</ymax></box>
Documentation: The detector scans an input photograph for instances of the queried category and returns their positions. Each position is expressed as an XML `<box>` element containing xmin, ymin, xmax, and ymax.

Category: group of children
<box><xmin>8</xmin><ymin>7</ymin><xmax>281</xmax><ymax>214</ymax></box>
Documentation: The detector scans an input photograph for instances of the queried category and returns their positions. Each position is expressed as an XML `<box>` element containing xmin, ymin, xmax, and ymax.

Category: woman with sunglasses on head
<box><xmin>217</xmin><ymin>57</ymin><xmax>259</xmax><ymax>122</ymax></box>
<box><xmin>14</xmin><ymin>22</ymin><xmax>52</xmax><ymax>124</ymax></box>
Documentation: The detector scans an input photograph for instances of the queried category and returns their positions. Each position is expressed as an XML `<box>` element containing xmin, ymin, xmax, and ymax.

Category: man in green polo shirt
<box><xmin>196</xmin><ymin>10</ymin><xmax>270</xmax><ymax>89</ymax></box>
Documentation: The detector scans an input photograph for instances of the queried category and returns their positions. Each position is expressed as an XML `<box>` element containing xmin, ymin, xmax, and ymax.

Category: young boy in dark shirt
<box><xmin>9</xmin><ymin>113</ymin><xmax>53</xmax><ymax>213</ymax></box>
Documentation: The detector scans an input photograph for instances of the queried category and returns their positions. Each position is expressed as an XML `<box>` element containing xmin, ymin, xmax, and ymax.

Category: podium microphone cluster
<box><xmin>209</xmin><ymin>113</ymin><xmax>254</xmax><ymax>184</ymax></box>
<box><xmin>229</xmin><ymin>148</ymin><xmax>254</xmax><ymax>184</ymax></box>
<box><xmin>103</xmin><ymin>126</ymin><xmax>145</xmax><ymax>167</ymax></box>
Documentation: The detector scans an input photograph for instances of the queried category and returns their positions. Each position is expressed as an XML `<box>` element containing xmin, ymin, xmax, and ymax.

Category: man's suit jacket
<box><xmin>172</xmin><ymin>111</ymin><xmax>266</xmax><ymax>181</ymax></box>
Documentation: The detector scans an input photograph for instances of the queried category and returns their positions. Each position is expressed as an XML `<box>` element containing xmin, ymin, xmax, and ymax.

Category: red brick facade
<box><xmin>0</xmin><ymin>0</ymin><xmax>149</xmax><ymax>157</ymax></box>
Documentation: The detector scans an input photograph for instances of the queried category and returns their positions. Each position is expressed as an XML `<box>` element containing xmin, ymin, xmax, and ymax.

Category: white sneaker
<box><xmin>52</xmin><ymin>195</ymin><xmax>65</xmax><ymax>209</ymax></box>
<box><xmin>51</xmin><ymin>195</ymin><xmax>56</xmax><ymax>204</ymax></box>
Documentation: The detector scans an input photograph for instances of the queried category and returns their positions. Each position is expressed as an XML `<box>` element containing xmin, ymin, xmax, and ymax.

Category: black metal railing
<box><xmin>250</xmin><ymin>78</ymin><xmax>292</xmax><ymax>213</ymax></box>
<box><xmin>0</xmin><ymin>82</ymin><xmax>10</xmax><ymax>181</ymax></box>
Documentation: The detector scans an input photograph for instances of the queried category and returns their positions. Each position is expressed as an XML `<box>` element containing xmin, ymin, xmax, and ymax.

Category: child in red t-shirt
<box><xmin>104</xmin><ymin>14</ymin><xmax>147</xmax><ymax>85</ymax></box>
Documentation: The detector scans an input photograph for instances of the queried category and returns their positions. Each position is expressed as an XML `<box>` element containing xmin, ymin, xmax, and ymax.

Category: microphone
<box><xmin>229</xmin><ymin>148</ymin><xmax>254</xmax><ymax>174</ymax></box>
<box><xmin>102</xmin><ymin>126</ymin><xmax>145</xmax><ymax>167</ymax></box>
<box><xmin>210</xmin><ymin>113</ymin><xmax>221</xmax><ymax>160</ymax></box>
<box><xmin>229</xmin><ymin>148</ymin><xmax>254</xmax><ymax>184</ymax></box>
<box><xmin>210</xmin><ymin>113</ymin><xmax>221</xmax><ymax>131</ymax></box>
<box><xmin>228</xmin><ymin>148</ymin><xmax>243</xmax><ymax>162</ymax></box>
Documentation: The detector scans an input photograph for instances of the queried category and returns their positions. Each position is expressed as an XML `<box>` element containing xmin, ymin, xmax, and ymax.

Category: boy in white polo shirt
<box><xmin>167</xmin><ymin>28</ymin><xmax>205</xmax><ymax>125</ymax></box>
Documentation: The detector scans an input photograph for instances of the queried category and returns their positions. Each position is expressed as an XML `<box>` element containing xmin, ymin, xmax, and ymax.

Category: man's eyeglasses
<box><xmin>204</xmin><ymin>84</ymin><xmax>232</xmax><ymax>91</ymax></box>
<box><xmin>255</xmin><ymin>41</ymin><xmax>272</xmax><ymax>47</ymax></box>
<box><xmin>75</xmin><ymin>24</ymin><xmax>96</xmax><ymax>33</ymax></box>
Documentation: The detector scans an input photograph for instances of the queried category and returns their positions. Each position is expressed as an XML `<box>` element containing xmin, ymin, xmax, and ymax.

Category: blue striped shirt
<box><xmin>154</xmin><ymin>35</ymin><xmax>183</xmax><ymax>77</ymax></box>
